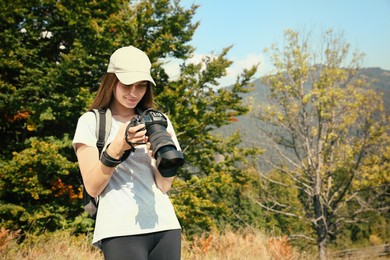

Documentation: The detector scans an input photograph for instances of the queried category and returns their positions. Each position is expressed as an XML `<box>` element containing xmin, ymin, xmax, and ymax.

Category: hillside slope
<box><xmin>217</xmin><ymin>67</ymin><xmax>390</xmax><ymax>172</ymax></box>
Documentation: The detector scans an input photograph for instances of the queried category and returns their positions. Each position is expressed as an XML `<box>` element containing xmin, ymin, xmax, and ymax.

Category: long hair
<box><xmin>89</xmin><ymin>73</ymin><xmax>154</xmax><ymax>111</ymax></box>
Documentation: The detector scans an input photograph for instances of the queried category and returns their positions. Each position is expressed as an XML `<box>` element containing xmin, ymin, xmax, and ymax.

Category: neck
<box><xmin>109</xmin><ymin>104</ymin><xmax>137</xmax><ymax>122</ymax></box>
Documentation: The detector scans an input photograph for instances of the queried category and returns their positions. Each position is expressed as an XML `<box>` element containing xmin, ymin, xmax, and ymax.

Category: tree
<box><xmin>1</xmin><ymin>0</ymin><xmax>263</xmax><ymax>237</ymax></box>
<box><xmin>255</xmin><ymin>29</ymin><xmax>389</xmax><ymax>260</ymax></box>
<box><xmin>0</xmin><ymin>0</ymin><xmax>198</xmax><ymax>233</ymax></box>
<box><xmin>1</xmin><ymin>0</ymin><xmax>197</xmax><ymax>146</ymax></box>
<box><xmin>156</xmin><ymin>47</ymin><xmax>264</xmax><ymax>236</ymax></box>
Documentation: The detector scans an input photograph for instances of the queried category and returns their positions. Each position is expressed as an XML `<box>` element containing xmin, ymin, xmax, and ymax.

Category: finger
<box><xmin>126</xmin><ymin>124</ymin><xmax>144</xmax><ymax>134</ymax></box>
<box><xmin>129</xmin><ymin>135</ymin><xmax>145</xmax><ymax>144</ymax></box>
<box><xmin>145</xmin><ymin>142</ymin><xmax>152</xmax><ymax>155</ymax></box>
<box><xmin>126</xmin><ymin>130</ymin><xmax>145</xmax><ymax>142</ymax></box>
<box><xmin>127</xmin><ymin>132</ymin><xmax>147</xmax><ymax>147</ymax></box>
<box><xmin>133</xmin><ymin>124</ymin><xmax>146</xmax><ymax>133</ymax></box>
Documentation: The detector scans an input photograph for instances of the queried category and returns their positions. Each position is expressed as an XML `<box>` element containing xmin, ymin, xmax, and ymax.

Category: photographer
<box><xmin>73</xmin><ymin>46</ymin><xmax>182</xmax><ymax>260</ymax></box>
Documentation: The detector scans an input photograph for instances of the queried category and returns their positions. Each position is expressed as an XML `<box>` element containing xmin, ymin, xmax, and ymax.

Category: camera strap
<box><xmin>124</xmin><ymin>107</ymin><xmax>156</xmax><ymax>152</ymax></box>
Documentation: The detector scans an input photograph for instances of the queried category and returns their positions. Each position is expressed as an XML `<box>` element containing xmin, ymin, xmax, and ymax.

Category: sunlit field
<box><xmin>1</xmin><ymin>228</ymin><xmax>310</xmax><ymax>260</ymax></box>
<box><xmin>1</xmin><ymin>228</ymin><xmax>386</xmax><ymax>260</ymax></box>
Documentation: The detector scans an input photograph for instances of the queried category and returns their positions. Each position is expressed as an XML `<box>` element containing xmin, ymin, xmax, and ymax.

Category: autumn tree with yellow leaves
<box><xmin>256</xmin><ymin>29</ymin><xmax>389</xmax><ymax>260</ymax></box>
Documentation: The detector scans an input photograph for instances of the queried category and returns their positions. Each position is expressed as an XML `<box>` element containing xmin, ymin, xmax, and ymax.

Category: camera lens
<box><xmin>155</xmin><ymin>146</ymin><xmax>184</xmax><ymax>177</ymax></box>
<box><xmin>147</xmin><ymin>123</ymin><xmax>184</xmax><ymax>177</ymax></box>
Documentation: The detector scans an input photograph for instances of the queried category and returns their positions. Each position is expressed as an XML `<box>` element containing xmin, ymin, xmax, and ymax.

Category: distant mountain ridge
<box><xmin>217</xmin><ymin>67</ymin><xmax>390</xmax><ymax>171</ymax></box>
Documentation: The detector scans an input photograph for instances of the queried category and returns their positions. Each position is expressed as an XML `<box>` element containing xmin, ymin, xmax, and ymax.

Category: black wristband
<box><xmin>100</xmin><ymin>150</ymin><xmax>122</xmax><ymax>167</ymax></box>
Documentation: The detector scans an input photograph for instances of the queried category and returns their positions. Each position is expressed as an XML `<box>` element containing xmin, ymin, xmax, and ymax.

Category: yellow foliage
<box><xmin>369</xmin><ymin>235</ymin><xmax>383</xmax><ymax>246</ymax></box>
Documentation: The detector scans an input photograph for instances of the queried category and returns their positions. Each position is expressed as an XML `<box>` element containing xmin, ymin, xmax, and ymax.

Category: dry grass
<box><xmin>181</xmin><ymin>230</ymin><xmax>312</xmax><ymax>260</ymax></box>
<box><xmin>0</xmin><ymin>228</ymin><xmax>102</xmax><ymax>260</ymax></box>
<box><xmin>9</xmin><ymin>227</ymin><xmax>387</xmax><ymax>260</ymax></box>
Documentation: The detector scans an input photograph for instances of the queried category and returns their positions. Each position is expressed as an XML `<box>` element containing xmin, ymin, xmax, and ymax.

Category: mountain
<box><xmin>358</xmin><ymin>67</ymin><xmax>390</xmax><ymax>110</ymax></box>
<box><xmin>217</xmin><ymin>67</ymin><xmax>390</xmax><ymax>172</ymax></box>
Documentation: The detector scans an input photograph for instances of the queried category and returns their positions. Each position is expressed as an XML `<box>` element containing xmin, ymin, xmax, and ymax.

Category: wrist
<box><xmin>100</xmin><ymin>150</ymin><xmax>122</xmax><ymax>167</ymax></box>
<box><xmin>105</xmin><ymin>143</ymin><xmax>123</xmax><ymax>159</ymax></box>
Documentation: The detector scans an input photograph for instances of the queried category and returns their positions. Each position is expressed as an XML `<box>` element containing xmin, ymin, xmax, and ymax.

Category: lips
<box><xmin>124</xmin><ymin>95</ymin><xmax>137</xmax><ymax>101</ymax></box>
<box><xmin>123</xmin><ymin>96</ymin><xmax>139</xmax><ymax>106</ymax></box>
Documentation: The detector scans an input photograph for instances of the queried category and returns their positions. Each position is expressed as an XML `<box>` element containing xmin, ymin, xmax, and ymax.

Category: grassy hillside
<box><xmin>0</xmin><ymin>228</ymin><xmax>310</xmax><ymax>260</ymax></box>
<box><xmin>1</xmin><ymin>228</ymin><xmax>386</xmax><ymax>259</ymax></box>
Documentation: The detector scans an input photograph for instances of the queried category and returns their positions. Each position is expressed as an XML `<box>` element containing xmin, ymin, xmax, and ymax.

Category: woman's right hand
<box><xmin>106</xmin><ymin>122</ymin><xmax>147</xmax><ymax>158</ymax></box>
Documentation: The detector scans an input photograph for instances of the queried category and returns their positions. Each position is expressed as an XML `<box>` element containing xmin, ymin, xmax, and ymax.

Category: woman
<box><xmin>73</xmin><ymin>46</ymin><xmax>181</xmax><ymax>259</ymax></box>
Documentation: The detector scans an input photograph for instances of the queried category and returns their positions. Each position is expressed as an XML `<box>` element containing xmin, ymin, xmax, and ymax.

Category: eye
<box><xmin>122</xmin><ymin>81</ymin><xmax>148</xmax><ymax>89</ymax></box>
<box><xmin>137</xmin><ymin>82</ymin><xmax>148</xmax><ymax>88</ymax></box>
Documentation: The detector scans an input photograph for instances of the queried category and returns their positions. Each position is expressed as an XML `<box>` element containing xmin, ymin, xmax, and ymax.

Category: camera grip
<box><xmin>125</xmin><ymin>120</ymin><xmax>146</xmax><ymax>152</ymax></box>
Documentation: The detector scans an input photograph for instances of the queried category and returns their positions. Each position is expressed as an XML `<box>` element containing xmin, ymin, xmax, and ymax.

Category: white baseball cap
<box><xmin>107</xmin><ymin>46</ymin><xmax>156</xmax><ymax>86</ymax></box>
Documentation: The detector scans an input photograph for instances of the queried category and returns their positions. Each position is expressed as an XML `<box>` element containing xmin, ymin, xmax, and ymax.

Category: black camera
<box><xmin>127</xmin><ymin>108</ymin><xmax>184</xmax><ymax>177</ymax></box>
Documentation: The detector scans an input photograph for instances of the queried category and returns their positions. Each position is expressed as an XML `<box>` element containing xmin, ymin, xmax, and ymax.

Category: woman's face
<box><xmin>113</xmin><ymin>80</ymin><xmax>148</xmax><ymax>109</ymax></box>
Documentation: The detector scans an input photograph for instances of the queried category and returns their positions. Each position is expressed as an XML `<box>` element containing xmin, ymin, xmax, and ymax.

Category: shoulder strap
<box><xmin>135</xmin><ymin>107</ymin><xmax>144</xmax><ymax>116</ymax></box>
<box><xmin>91</xmin><ymin>108</ymin><xmax>112</xmax><ymax>156</ymax></box>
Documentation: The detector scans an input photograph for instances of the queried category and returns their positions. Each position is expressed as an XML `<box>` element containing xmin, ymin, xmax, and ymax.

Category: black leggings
<box><xmin>101</xmin><ymin>229</ymin><xmax>181</xmax><ymax>260</ymax></box>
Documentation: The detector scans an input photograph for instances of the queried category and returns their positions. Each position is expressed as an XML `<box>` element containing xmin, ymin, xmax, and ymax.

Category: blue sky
<box><xmin>166</xmin><ymin>0</ymin><xmax>390</xmax><ymax>86</ymax></box>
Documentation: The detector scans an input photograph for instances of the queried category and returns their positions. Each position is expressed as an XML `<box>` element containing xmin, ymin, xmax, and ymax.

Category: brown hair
<box><xmin>89</xmin><ymin>73</ymin><xmax>154</xmax><ymax>111</ymax></box>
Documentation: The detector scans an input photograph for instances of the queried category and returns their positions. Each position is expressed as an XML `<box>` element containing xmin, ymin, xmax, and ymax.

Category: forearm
<box><xmin>82</xmin><ymin>163</ymin><xmax>116</xmax><ymax>198</ymax></box>
<box><xmin>77</xmin><ymin>144</ymin><xmax>122</xmax><ymax>198</ymax></box>
<box><xmin>154</xmin><ymin>168</ymin><xmax>175</xmax><ymax>193</ymax></box>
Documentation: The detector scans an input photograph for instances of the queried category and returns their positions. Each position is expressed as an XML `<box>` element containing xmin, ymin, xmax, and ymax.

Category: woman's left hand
<box><xmin>146</xmin><ymin>141</ymin><xmax>154</xmax><ymax>159</ymax></box>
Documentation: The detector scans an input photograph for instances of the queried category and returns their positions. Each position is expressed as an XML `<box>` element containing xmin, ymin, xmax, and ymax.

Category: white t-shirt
<box><xmin>72</xmin><ymin>111</ymin><xmax>181</xmax><ymax>248</ymax></box>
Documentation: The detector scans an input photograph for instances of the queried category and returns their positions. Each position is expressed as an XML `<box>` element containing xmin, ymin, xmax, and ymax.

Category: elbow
<box><xmin>84</xmin><ymin>179</ymin><xmax>104</xmax><ymax>198</ymax></box>
<box><xmin>84</xmin><ymin>186</ymin><xmax>100</xmax><ymax>198</ymax></box>
<box><xmin>158</xmin><ymin>184</ymin><xmax>172</xmax><ymax>194</ymax></box>
<box><xmin>156</xmin><ymin>176</ymin><xmax>175</xmax><ymax>194</ymax></box>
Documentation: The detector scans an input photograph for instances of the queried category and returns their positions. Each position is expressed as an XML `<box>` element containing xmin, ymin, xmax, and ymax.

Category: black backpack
<box><xmin>80</xmin><ymin>108</ymin><xmax>112</xmax><ymax>219</ymax></box>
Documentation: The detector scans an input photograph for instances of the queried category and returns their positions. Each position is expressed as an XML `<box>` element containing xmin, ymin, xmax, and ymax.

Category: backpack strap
<box><xmin>92</xmin><ymin>108</ymin><xmax>132</xmax><ymax>161</ymax></box>
<box><xmin>92</xmin><ymin>108</ymin><xmax>112</xmax><ymax>156</ymax></box>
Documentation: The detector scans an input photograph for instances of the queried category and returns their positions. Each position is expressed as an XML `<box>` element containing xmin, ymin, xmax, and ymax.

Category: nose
<box><xmin>128</xmin><ymin>86</ymin><xmax>138</xmax><ymax>96</ymax></box>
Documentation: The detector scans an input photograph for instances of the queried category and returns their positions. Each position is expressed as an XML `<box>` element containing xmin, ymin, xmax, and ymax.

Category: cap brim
<box><xmin>116</xmin><ymin>72</ymin><xmax>156</xmax><ymax>86</ymax></box>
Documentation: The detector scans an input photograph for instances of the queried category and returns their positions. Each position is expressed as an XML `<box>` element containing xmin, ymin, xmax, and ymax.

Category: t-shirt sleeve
<box><xmin>165</xmin><ymin>115</ymin><xmax>182</xmax><ymax>151</ymax></box>
<box><xmin>72</xmin><ymin>111</ymin><xmax>97</xmax><ymax>152</ymax></box>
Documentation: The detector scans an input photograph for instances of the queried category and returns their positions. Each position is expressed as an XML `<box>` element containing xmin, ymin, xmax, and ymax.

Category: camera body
<box><xmin>129</xmin><ymin>109</ymin><xmax>184</xmax><ymax>177</ymax></box>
